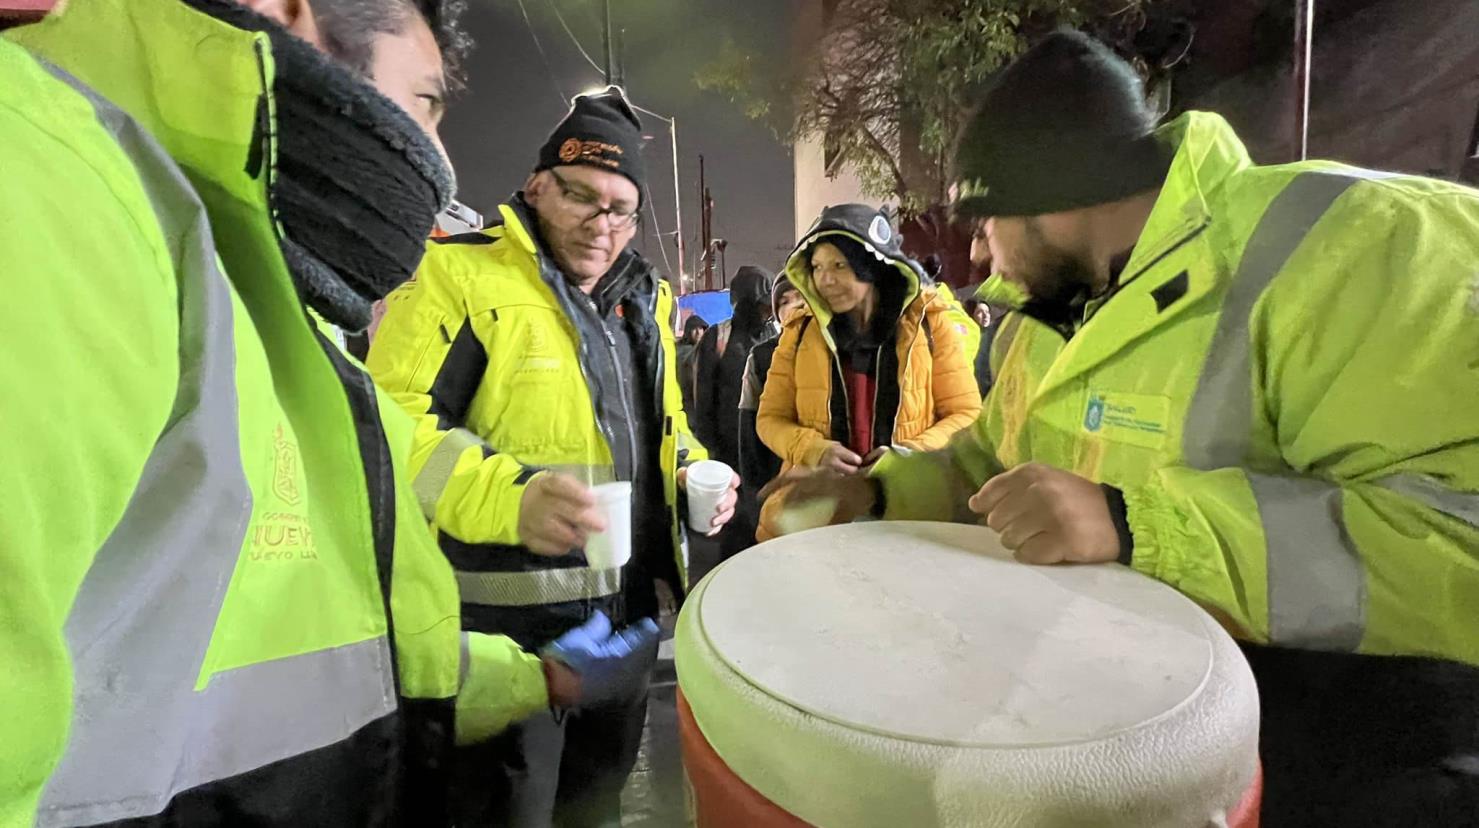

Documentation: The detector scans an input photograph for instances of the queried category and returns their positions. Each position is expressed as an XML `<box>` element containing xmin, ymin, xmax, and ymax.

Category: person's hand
<box><xmin>758</xmin><ymin>467</ymin><xmax>879</xmax><ymax>530</ymax></box>
<box><xmin>518</xmin><ymin>473</ymin><xmax>606</xmax><ymax>557</ymax></box>
<box><xmin>818</xmin><ymin>442</ymin><xmax>864</xmax><ymax>475</ymax></box>
<box><xmin>708</xmin><ymin>471</ymin><xmax>742</xmax><ymax>536</ymax></box>
<box><xmin>541</xmin><ymin>612</ymin><xmax>661</xmax><ymax>708</ymax></box>
<box><xmin>860</xmin><ymin>447</ymin><xmax>888</xmax><ymax>468</ymax></box>
<box><xmin>676</xmin><ymin>467</ymin><xmax>742</xmax><ymax>537</ymax></box>
<box><xmin>968</xmin><ymin>463</ymin><xmax>1120</xmax><ymax>565</ymax></box>
<box><xmin>540</xmin><ymin>658</ymin><xmax>582</xmax><ymax>709</ymax></box>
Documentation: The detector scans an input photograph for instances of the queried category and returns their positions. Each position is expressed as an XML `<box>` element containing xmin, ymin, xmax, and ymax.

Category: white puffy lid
<box><xmin>698</xmin><ymin>521</ymin><xmax>1215</xmax><ymax>746</ymax></box>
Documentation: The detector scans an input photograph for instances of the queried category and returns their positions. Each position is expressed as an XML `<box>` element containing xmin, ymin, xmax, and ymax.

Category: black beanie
<box><xmin>951</xmin><ymin>30</ymin><xmax>1169</xmax><ymax>218</ymax></box>
<box><xmin>537</xmin><ymin>86</ymin><xmax>647</xmax><ymax>200</ymax></box>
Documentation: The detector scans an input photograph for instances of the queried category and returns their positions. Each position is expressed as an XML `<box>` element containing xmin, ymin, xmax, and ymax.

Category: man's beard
<box><xmin>1015</xmin><ymin>219</ymin><xmax>1096</xmax><ymax>334</ymax></box>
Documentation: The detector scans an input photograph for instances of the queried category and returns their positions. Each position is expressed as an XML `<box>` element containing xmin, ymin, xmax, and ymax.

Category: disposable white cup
<box><xmin>685</xmin><ymin>460</ymin><xmax>734</xmax><ymax>533</ymax></box>
<box><xmin>585</xmin><ymin>482</ymin><xmax>633</xmax><ymax>569</ymax></box>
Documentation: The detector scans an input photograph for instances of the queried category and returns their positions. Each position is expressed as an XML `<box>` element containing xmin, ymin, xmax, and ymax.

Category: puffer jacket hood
<box><xmin>785</xmin><ymin>203</ymin><xmax>927</xmax><ymax>341</ymax></box>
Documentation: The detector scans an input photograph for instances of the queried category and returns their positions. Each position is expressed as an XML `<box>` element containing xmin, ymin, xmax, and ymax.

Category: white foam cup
<box><xmin>584</xmin><ymin>482</ymin><xmax>633</xmax><ymax>569</ymax></box>
<box><xmin>685</xmin><ymin>460</ymin><xmax>734</xmax><ymax>533</ymax></box>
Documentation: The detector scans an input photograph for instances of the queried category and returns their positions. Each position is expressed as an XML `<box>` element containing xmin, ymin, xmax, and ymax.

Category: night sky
<box><xmin>439</xmin><ymin>0</ymin><xmax>797</xmax><ymax>288</ymax></box>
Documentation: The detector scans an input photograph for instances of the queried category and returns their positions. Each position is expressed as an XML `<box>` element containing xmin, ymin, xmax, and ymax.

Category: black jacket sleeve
<box><xmin>691</xmin><ymin>326</ymin><xmax>723</xmax><ymax>450</ymax></box>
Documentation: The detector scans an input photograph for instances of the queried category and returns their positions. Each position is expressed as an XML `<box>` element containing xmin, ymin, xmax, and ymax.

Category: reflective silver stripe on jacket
<box><xmin>1248</xmin><ymin>473</ymin><xmax>1365</xmax><ymax>651</ymax></box>
<box><xmin>38</xmin><ymin>65</ymin><xmax>395</xmax><ymax>825</ymax></box>
<box><xmin>1179</xmin><ymin>168</ymin><xmax>1398</xmax><ymax>653</ymax></box>
<box><xmin>1183</xmin><ymin>168</ymin><xmax>1397</xmax><ymax>469</ymax></box>
<box><xmin>415</xmin><ymin>426</ymin><xmax>484</xmax><ymax>516</ymax></box>
<box><xmin>457</xmin><ymin>567</ymin><xmax>624</xmax><ymax>607</ymax></box>
<box><xmin>1376</xmin><ymin>473</ymin><xmax>1479</xmax><ymax>529</ymax></box>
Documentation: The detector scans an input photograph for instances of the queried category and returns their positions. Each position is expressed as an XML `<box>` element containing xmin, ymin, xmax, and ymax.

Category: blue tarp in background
<box><xmin>677</xmin><ymin>290</ymin><xmax>732</xmax><ymax>325</ymax></box>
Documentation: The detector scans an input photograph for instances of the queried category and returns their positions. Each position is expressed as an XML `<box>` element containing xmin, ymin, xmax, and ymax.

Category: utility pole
<box><xmin>616</xmin><ymin>27</ymin><xmax>627</xmax><ymax>87</ymax></box>
<box><xmin>670</xmin><ymin>117</ymin><xmax>684</xmax><ymax>294</ymax></box>
<box><xmin>602</xmin><ymin>0</ymin><xmax>614</xmax><ymax>86</ymax></box>
<box><xmin>1292</xmin><ymin>0</ymin><xmax>1314</xmax><ymax>161</ymax></box>
<box><xmin>699</xmin><ymin>155</ymin><xmax>715</xmax><ymax>291</ymax></box>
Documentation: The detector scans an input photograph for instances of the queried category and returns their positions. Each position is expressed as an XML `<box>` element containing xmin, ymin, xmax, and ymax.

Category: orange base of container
<box><xmin>677</xmin><ymin>688</ymin><xmax>1262</xmax><ymax>828</ymax></box>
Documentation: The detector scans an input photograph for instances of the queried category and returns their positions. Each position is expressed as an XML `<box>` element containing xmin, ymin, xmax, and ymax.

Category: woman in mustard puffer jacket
<box><xmin>756</xmin><ymin>204</ymin><xmax>980</xmax><ymax>538</ymax></box>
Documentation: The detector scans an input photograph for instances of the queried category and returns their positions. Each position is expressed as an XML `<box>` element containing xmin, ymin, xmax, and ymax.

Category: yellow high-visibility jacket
<box><xmin>878</xmin><ymin>112</ymin><xmax>1479</xmax><ymax>666</ymax></box>
<box><xmin>368</xmin><ymin>201</ymin><xmax>706</xmax><ymax>609</ymax></box>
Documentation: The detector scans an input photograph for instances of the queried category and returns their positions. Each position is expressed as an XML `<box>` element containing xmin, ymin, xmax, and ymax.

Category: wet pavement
<box><xmin>620</xmin><ymin>536</ymin><xmax>725</xmax><ymax>827</ymax></box>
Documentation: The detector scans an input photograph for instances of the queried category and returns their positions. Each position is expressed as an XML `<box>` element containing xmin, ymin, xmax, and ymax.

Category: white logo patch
<box><xmin>868</xmin><ymin>215</ymin><xmax>892</xmax><ymax>246</ymax></box>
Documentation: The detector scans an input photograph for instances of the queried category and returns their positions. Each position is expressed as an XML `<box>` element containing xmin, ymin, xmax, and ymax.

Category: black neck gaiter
<box><xmin>191</xmin><ymin>0</ymin><xmax>455</xmax><ymax>331</ymax></box>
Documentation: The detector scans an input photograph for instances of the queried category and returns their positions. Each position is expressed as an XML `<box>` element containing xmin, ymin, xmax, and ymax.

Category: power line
<box><xmin>514</xmin><ymin>0</ymin><xmax>569</xmax><ymax>104</ymax></box>
<box><xmin>545</xmin><ymin>0</ymin><xmax>605</xmax><ymax>77</ymax></box>
<box><xmin>630</xmin><ymin>103</ymin><xmax>672</xmax><ymax>125</ymax></box>
<box><xmin>643</xmin><ymin>185</ymin><xmax>675</xmax><ymax>277</ymax></box>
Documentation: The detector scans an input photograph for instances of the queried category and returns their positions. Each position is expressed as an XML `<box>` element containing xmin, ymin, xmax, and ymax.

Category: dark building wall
<box><xmin>1183</xmin><ymin>0</ymin><xmax>1479</xmax><ymax>177</ymax></box>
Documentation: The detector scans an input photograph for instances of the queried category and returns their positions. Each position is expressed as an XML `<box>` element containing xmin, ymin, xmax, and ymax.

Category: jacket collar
<box><xmin>9</xmin><ymin>0</ymin><xmax>274</xmax><ymax>212</ymax></box>
<box><xmin>501</xmin><ymin>194</ymin><xmax>657</xmax><ymax>313</ymax></box>
<box><xmin>1115</xmin><ymin>110</ymin><xmax>1252</xmax><ymax>290</ymax></box>
<box><xmin>979</xmin><ymin>112</ymin><xmax>1257</xmax><ymax>398</ymax></box>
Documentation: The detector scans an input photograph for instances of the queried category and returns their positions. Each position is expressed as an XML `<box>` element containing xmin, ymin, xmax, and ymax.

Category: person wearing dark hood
<box><xmin>692</xmin><ymin>265</ymin><xmax>776</xmax><ymax>468</ymax></box>
<box><xmin>728</xmin><ymin>275</ymin><xmax>807</xmax><ymax>553</ymax></box>
<box><xmin>755</xmin><ymin>204</ymin><xmax>981</xmax><ymax>541</ymax></box>
<box><xmin>677</xmin><ymin>314</ymin><xmax>709</xmax><ymax>413</ymax></box>
<box><xmin>691</xmin><ymin>265</ymin><xmax>776</xmax><ymax>558</ymax></box>
<box><xmin>2</xmin><ymin>0</ymin><xmax>659</xmax><ymax>825</ymax></box>
<box><xmin>367</xmin><ymin>87</ymin><xmax>739</xmax><ymax>827</ymax></box>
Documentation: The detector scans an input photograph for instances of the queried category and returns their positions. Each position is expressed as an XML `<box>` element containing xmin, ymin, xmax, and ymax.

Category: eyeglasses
<box><xmin>548</xmin><ymin>168</ymin><xmax>641</xmax><ymax>232</ymax></box>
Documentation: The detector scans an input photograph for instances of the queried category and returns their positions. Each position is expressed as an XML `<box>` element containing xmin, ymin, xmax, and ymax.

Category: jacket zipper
<box><xmin>831</xmin><ymin>349</ymin><xmax>851</xmax><ymax>444</ymax></box>
<box><xmin>896</xmin><ymin>300</ymin><xmax>927</xmax><ymax>438</ymax></box>
<box><xmin>649</xmin><ymin>290</ymin><xmax>665</xmax><ymax>419</ymax></box>
<box><xmin>589</xmin><ymin>296</ymin><xmax>640</xmax><ymax>479</ymax></box>
<box><xmin>574</xmin><ymin>335</ymin><xmax>619</xmax><ymax>462</ymax></box>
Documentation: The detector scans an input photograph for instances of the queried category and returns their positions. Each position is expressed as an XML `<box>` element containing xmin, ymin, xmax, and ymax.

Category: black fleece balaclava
<box><xmin>193</xmin><ymin>0</ymin><xmax>456</xmax><ymax>332</ymax></box>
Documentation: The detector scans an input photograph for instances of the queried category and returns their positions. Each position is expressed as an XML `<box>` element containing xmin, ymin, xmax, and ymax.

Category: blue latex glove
<box><xmin>542</xmin><ymin>612</ymin><xmax>660</xmax><ymax>708</ymax></box>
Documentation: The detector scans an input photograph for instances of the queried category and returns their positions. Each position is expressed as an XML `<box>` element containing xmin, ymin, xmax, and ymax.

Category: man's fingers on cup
<box><xmin>526</xmin><ymin>531</ymin><xmax>570</xmax><ymax>557</ymax></box>
<box><xmin>543</xmin><ymin>474</ymin><xmax>596</xmax><ymax>507</ymax></box>
<box><xmin>545</xmin><ymin>515</ymin><xmax>586</xmax><ymax>551</ymax></box>
<box><xmin>567</xmin><ymin>504</ymin><xmax>607</xmax><ymax>535</ymax></box>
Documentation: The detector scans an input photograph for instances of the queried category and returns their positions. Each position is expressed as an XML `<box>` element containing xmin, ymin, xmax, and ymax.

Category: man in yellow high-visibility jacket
<box><xmin>769</xmin><ymin>31</ymin><xmax>1479</xmax><ymax>823</ymax></box>
<box><xmin>368</xmin><ymin>88</ymin><xmax>739</xmax><ymax>826</ymax></box>
<box><xmin>2</xmin><ymin>0</ymin><xmax>657</xmax><ymax>824</ymax></box>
